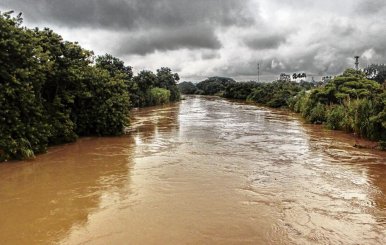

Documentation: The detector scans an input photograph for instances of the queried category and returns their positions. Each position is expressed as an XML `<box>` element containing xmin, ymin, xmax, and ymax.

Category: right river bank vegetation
<box><xmin>178</xmin><ymin>71</ymin><xmax>386</xmax><ymax>150</ymax></box>
<box><xmin>0</xmin><ymin>12</ymin><xmax>180</xmax><ymax>161</ymax></box>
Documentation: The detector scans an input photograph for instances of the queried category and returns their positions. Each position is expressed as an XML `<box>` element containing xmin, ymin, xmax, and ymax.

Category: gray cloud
<box><xmin>355</xmin><ymin>0</ymin><xmax>386</xmax><ymax>15</ymax></box>
<box><xmin>1</xmin><ymin>0</ymin><xmax>255</xmax><ymax>30</ymax></box>
<box><xmin>244</xmin><ymin>34</ymin><xmax>287</xmax><ymax>50</ymax></box>
<box><xmin>114</xmin><ymin>26</ymin><xmax>222</xmax><ymax>55</ymax></box>
<box><xmin>1</xmin><ymin>0</ymin><xmax>255</xmax><ymax>55</ymax></box>
<box><xmin>201</xmin><ymin>50</ymin><xmax>221</xmax><ymax>60</ymax></box>
<box><xmin>1</xmin><ymin>0</ymin><xmax>386</xmax><ymax>81</ymax></box>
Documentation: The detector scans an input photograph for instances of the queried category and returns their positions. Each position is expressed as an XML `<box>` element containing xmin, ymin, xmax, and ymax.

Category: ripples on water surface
<box><xmin>0</xmin><ymin>96</ymin><xmax>385</xmax><ymax>244</ymax></box>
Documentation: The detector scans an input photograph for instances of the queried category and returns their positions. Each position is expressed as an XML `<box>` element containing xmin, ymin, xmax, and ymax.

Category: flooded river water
<box><xmin>0</xmin><ymin>96</ymin><xmax>386</xmax><ymax>244</ymax></box>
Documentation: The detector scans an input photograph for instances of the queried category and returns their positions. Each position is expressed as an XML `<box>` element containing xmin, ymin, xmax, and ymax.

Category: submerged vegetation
<box><xmin>179</xmin><ymin>69</ymin><xmax>386</xmax><ymax>148</ymax></box>
<box><xmin>0</xmin><ymin>12</ymin><xmax>180</xmax><ymax>161</ymax></box>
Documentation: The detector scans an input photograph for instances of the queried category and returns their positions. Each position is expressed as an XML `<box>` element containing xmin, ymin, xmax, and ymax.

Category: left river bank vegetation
<box><xmin>0</xmin><ymin>11</ymin><xmax>180</xmax><ymax>161</ymax></box>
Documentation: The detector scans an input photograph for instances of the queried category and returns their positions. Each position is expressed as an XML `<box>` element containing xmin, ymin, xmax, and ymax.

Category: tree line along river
<box><xmin>0</xmin><ymin>95</ymin><xmax>385</xmax><ymax>244</ymax></box>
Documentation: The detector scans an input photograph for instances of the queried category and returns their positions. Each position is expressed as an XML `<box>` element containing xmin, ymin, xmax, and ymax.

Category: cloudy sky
<box><xmin>1</xmin><ymin>0</ymin><xmax>386</xmax><ymax>82</ymax></box>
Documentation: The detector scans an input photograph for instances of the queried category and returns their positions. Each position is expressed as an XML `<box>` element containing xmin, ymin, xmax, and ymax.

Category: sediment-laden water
<box><xmin>0</xmin><ymin>96</ymin><xmax>385</xmax><ymax>244</ymax></box>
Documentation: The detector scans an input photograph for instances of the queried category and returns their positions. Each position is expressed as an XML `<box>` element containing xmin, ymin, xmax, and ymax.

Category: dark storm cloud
<box><xmin>244</xmin><ymin>34</ymin><xmax>287</xmax><ymax>50</ymax></box>
<box><xmin>114</xmin><ymin>26</ymin><xmax>221</xmax><ymax>55</ymax></box>
<box><xmin>1</xmin><ymin>0</ymin><xmax>255</xmax><ymax>55</ymax></box>
<box><xmin>1</xmin><ymin>0</ymin><xmax>255</xmax><ymax>30</ymax></box>
<box><xmin>2</xmin><ymin>0</ymin><xmax>385</xmax><ymax>81</ymax></box>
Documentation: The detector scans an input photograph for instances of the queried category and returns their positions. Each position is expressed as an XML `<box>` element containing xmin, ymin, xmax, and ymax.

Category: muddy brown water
<box><xmin>0</xmin><ymin>96</ymin><xmax>386</xmax><ymax>245</ymax></box>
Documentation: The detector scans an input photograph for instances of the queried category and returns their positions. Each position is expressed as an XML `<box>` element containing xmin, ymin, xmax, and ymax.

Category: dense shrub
<box><xmin>0</xmin><ymin>12</ymin><xmax>180</xmax><ymax>161</ymax></box>
<box><xmin>148</xmin><ymin>88</ymin><xmax>171</xmax><ymax>106</ymax></box>
<box><xmin>223</xmin><ymin>82</ymin><xmax>259</xmax><ymax>99</ymax></box>
<box><xmin>326</xmin><ymin>105</ymin><xmax>346</xmax><ymax>130</ymax></box>
<box><xmin>307</xmin><ymin>103</ymin><xmax>327</xmax><ymax>124</ymax></box>
<box><xmin>156</xmin><ymin>67</ymin><xmax>180</xmax><ymax>102</ymax></box>
<box><xmin>289</xmin><ymin>70</ymin><xmax>386</xmax><ymax>144</ymax></box>
<box><xmin>178</xmin><ymin>81</ymin><xmax>199</xmax><ymax>94</ymax></box>
<box><xmin>132</xmin><ymin>68</ymin><xmax>180</xmax><ymax>107</ymax></box>
<box><xmin>196</xmin><ymin>77</ymin><xmax>236</xmax><ymax>95</ymax></box>
<box><xmin>72</xmin><ymin>67</ymin><xmax>130</xmax><ymax>136</ymax></box>
<box><xmin>0</xmin><ymin>12</ymin><xmax>52</xmax><ymax>160</ymax></box>
<box><xmin>247</xmin><ymin>81</ymin><xmax>312</xmax><ymax>108</ymax></box>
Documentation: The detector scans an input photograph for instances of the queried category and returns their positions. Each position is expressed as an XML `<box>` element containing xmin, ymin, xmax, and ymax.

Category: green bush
<box><xmin>247</xmin><ymin>81</ymin><xmax>312</xmax><ymax>108</ymax></box>
<box><xmin>148</xmin><ymin>87</ymin><xmax>171</xmax><ymax>106</ymax></box>
<box><xmin>73</xmin><ymin>67</ymin><xmax>130</xmax><ymax>136</ymax></box>
<box><xmin>177</xmin><ymin>81</ymin><xmax>198</xmax><ymax>94</ymax></box>
<box><xmin>288</xmin><ymin>91</ymin><xmax>309</xmax><ymax>113</ymax></box>
<box><xmin>0</xmin><ymin>12</ymin><xmax>51</xmax><ymax>160</ymax></box>
<box><xmin>196</xmin><ymin>77</ymin><xmax>236</xmax><ymax>95</ymax></box>
<box><xmin>326</xmin><ymin>105</ymin><xmax>346</xmax><ymax>130</ymax></box>
<box><xmin>307</xmin><ymin>103</ymin><xmax>327</xmax><ymax>124</ymax></box>
<box><xmin>132</xmin><ymin>68</ymin><xmax>180</xmax><ymax>107</ymax></box>
<box><xmin>352</xmin><ymin>99</ymin><xmax>378</xmax><ymax>140</ymax></box>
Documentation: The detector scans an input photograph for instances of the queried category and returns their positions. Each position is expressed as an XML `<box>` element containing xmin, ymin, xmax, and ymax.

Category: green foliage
<box><xmin>223</xmin><ymin>81</ymin><xmax>259</xmax><ymax>100</ymax></box>
<box><xmin>0</xmin><ymin>12</ymin><xmax>180</xmax><ymax>161</ymax></box>
<box><xmin>155</xmin><ymin>67</ymin><xmax>180</xmax><ymax>102</ymax></box>
<box><xmin>147</xmin><ymin>87</ymin><xmax>171</xmax><ymax>106</ymax></box>
<box><xmin>95</xmin><ymin>54</ymin><xmax>133</xmax><ymax>80</ymax></box>
<box><xmin>326</xmin><ymin>105</ymin><xmax>346</xmax><ymax>130</ymax></box>
<box><xmin>355</xmin><ymin>100</ymin><xmax>372</xmax><ymax>138</ymax></box>
<box><xmin>379</xmin><ymin>141</ymin><xmax>386</xmax><ymax>150</ymax></box>
<box><xmin>177</xmin><ymin>81</ymin><xmax>199</xmax><ymax>94</ymax></box>
<box><xmin>196</xmin><ymin>77</ymin><xmax>236</xmax><ymax>95</ymax></box>
<box><xmin>247</xmin><ymin>81</ymin><xmax>311</xmax><ymax>108</ymax></box>
<box><xmin>132</xmin><ymin>68</ymin><xmax>180</xmax><ymax>107</ymax></box>
<box><xmin>290</xmin><ymin>70</ymin><xmax>386</xmax><ymax>144</ymax></box>
<box><xmin>288</xmin><ymin>91</ymin><xmax>309</xmax><ymax>113</ymax></box>
<box><xmin>310</xmin><ymin>69</ymin><xmax>381</xmax><ymax>104</ymax></box>
<box><xmin>307</xmin><ymin>103</ymin><xmax>327</xmax><ymax>124</ymax></box>
<box><xmin>72</xmin><ymin>67</ymin><xmax>130</xmax><ymax>136</ymax></box>
<box><xmin>0</xmin><ymin>11</ymin><xmax>51</xmax><ymax>160</ymax></box>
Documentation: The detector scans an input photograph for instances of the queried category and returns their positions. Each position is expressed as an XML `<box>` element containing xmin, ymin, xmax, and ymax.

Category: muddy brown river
<box><xmin>0</xmin><ymin>96</ymin><xmax>386</xmax><ymax>244</ymax></box>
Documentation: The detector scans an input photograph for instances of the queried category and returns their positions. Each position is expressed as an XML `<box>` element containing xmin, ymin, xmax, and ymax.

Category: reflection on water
<box><xmin>0</xmin><ymin>96</ymin><xmax>385</xmax><ymax>244</ymax></box>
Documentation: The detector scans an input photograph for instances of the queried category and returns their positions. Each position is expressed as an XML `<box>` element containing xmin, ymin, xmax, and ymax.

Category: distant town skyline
<box><xmin>1</xmin><ymin>0</ymin><xmax>385</xmax><ymax>82</ymax></box>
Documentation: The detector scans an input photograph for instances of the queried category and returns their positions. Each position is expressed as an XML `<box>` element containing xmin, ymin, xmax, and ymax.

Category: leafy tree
<box><xmin>247</xmin><ymin>81</ymin><xmax>310</xmax><ymax>108</ymax></box>
<box><xmin>132</xmin><ymin>68</ymin><xmax>180</xmax><ymax>107</ymax></box>
<box><xmin>290</xmin><ymin>69</ymin><xmax>385</xmax><ymax>144</ymax></box>
<box><xmin>0</xmin><ymin>11</ymin><xmax>51</xmax><ymax>160</ymax></box>
<box><xmin>35</xmin><ymin>28</ymin><xmax>94</xmax><ymax>144</ymax></box>
<box><xmin>196</xmin><ymin>77</ymin><xmax>236</xmax><ymax>95</ymax></box>
<box><xmin>156</xmin><ymin>67</ymin><xmax>180</xmax><ymax>101</ymax></box>
<box><xmin>132</xmin><ymin>70</ymin><xmax>157</xmax><ymax>107</ymax></box>
<box><xmin>223</xmin><ymin>81</ymin><xmax>259</xmax><ymax>100</ymax></box>
<box><xmin>309</xmin><ymin>69</ymin><xmax>381</xmax><ymax>105</ymax></box>
<box><xmin>178</xmin><ymin>81</ymin><xmax>198</xmax><ymax>94</ymax></box>
<box><xmin>72</xmin><ymin>67</ymin><xmax>130</xmax><ymax>136</ymax></box>
<box><xmin>95</xmin><ymin>54</ymin><xmax>133</xmax><ymax>80</ymax></box>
